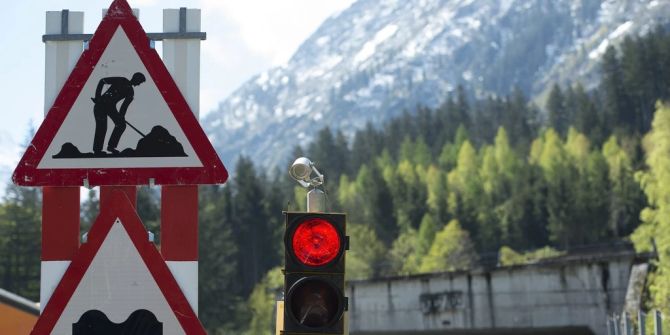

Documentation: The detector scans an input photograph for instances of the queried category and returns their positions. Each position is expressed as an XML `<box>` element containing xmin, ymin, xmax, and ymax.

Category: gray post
<box><xmin>655</xmin><ymin>310</ymin><xmax>662</xmax><ymax>335</ymax></box>
<box><xmin>307</xmin><ymin>188</ymin><xmax>326</xmax><ymax>212</ymax></box>
<box><xmin>624</xmin><ymin>312</ymin><xmax>633</xmax><ymax>335</ymax></box>
<box><xmin>608</xmin><ymin>316</ymin><xmax>616</xmax><ymax>335</ymax></box>
<box><xmin>640</xmin><ymin>311</ymin><xmax>647</xmax><ymax>335</ymax></box>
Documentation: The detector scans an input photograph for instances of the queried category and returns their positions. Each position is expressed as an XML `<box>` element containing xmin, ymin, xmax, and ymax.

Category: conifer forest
<box><xmin>2</xmin><ymin>29</ymin><xmax>670</xmax><ymax>334</ymax></box>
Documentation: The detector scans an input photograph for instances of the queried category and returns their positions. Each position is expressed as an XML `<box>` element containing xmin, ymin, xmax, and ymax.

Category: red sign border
<box><xmin>13</xmin><ymin>0</ymin><xmax>227</xmax><ymax>186</ymax></box>
<box><xmin>31</xmin><ymin>189</ymin><xmax>206</xmax><ymax>334</ymax></box>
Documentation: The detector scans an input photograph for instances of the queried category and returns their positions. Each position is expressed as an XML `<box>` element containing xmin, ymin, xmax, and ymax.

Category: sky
<box><xmin>0</xmin><ymin>0</ymin><xmax>355</xmax><ymax>180</ymax></box>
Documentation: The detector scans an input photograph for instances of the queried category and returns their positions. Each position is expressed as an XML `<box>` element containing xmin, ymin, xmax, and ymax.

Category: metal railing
<box><xmin>608</xmin><ymin>311</ymin><xmax>663</xmax><ymax>335</ymax></box>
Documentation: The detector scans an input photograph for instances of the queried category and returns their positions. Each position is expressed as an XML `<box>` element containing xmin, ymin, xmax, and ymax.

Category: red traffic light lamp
<box><xmin>283</xmin><ymin>212</ymin><xmax>348</xmax><ymax>334</ymax></box>
<box><xmin>291</xmin><ymin>216</ymin><xmax>343</xmax><ymax>267</ymax></box>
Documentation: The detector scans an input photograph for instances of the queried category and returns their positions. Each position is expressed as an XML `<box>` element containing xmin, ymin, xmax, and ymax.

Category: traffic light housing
<box><xmin>283</xmin><ymin>212</ymin><xmax>348</xmax><ymax>334</ymax></box>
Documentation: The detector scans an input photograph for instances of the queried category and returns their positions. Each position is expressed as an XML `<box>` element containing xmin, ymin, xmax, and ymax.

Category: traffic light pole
<box><xmin>307</xmin><ymin>188</ymin><xmax>326</xmax><ymax>212</ymax></box>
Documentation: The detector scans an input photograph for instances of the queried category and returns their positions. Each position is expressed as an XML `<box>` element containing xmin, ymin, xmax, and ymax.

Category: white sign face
<box><xmin>49</xmin><ymin>219</ymin><xmax>186</xmax><ymax>335</ymax></box>
<box><xmin>38</xmin><ymin>27</ymin><xmax>202</xmax><ymax>169</ymax></box>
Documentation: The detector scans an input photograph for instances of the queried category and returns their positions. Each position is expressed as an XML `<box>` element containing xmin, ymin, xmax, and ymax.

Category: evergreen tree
<box><xmin>533</xmin><ymin>129</ymin><xmax>576</xmax><ymax>248</ymax></box>
<box><xmin>437</xmin><ymin>125</ymin><xmax>466</xmax><ymax>169</ymax></box>
<box><xmin>136</xmin><ymin>186</ymin><xmax>160</xmax><ymax>238</ymax></box>
<box><xmin>0</xmin><ymin>184</ymin><xmax>41</xmax><ymax>301</ymax></box>
<box><xmin>245</xmin><ymin>267</ymin><xmax>283</xmax><ymax>335</ymax></box>
<box><xmin>199</xmin><ymin>185</ymin><xmax>244</xmax><ymax>332</ymax></box>
<box><xmin>387</xmin><ymin>228</ymin><xmax>419</xmax><ymax>275</ymax></box>
<box><xmin>80</xmin><ymin>188</ymin><xmax>99</xmax><ymax>233</ymax></box>
<box><xmin>547</xmin><ymin>84</ymin><xmax>568</xmax><ymax>136</ymax></box>
<box><xmin>503</xmin><ymin>87</ymin><xmax>536</xmax><ymax>145</ymax></box>
<box><xmin>350</xmin><ymin>122</ymin><xmax>383</xmax><ymax>173</ymax></box>
<box><xmin>419</xmin><ymin>220</ymin><xmax>477</xmax><ymax>272</ymax></box>
<box><xmin>446</xmin><ymin>140</ymin><xmax>481</xmax><ymax>245</ymax></box>
<box><xmin>307</xmin><ymin>127</ymin><xmax>349</xmax><ymax>183</ymax></box>
<box><xmin>602</xmin><ymin>136</ymin><xmax>645</xmax><ymax>237</ymax></box>
<box><xmin>425</xmin><ymin>165</ymin><xmax>448</xmax><ymax>225</ymax></box>
<box><xmin>416</xmin><ymin>214</ymin><xmax>438</xmax><ymax>257</ymax></box>
<box><xmin>230</xmin><ymin>157</ymin><xmax>277</xmax><ymax>297</ymax></box>
<box><xmin>338</xmin><ymin>164</ymin><xmax>396</xmax><ymax>245</ymax></box>
<box><xmin>632</xmin><ymin>103</ymin><xmax>670</xmax><ymax>316</ymax></box>
<box><xmin>386</xmin><ymin>160</ymin><xmax>427</xmax><ymax>232</ymax></box>
<box><xmin>600</xmin><ymin>45</ymin><xmax>631</xmax><ymax>133</ymax></box>
<box><xmin>346</xmin><ymin>223</ymin><xmax>386</xmax><ymax>279</ymax></box>
<box><xmin>571</xmin><ymin>84</ymin><xmax>602</xmax><ymax>142</ymax></box>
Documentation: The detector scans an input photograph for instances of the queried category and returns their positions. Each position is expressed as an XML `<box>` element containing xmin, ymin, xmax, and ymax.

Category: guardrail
<box><xmin>608</xmin><ymin>311</ymin><xmax>663</xmax><ymax>335</ymax></box>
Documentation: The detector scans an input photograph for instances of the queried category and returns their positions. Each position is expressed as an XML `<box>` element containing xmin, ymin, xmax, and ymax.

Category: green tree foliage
<box><xmin>2</xmin><ymin>24</ymin><xmax>668</xmax><ymax>335</ymax></box>
<box><xmin>231</xmin><ymin>157</ymin><xmax>280</xmax><ymax>293</ymax></box>
<box><xmin>425</xmin><ymin>165</ymin><xmax>448</xmax><ymax>224</ymax></box>
<box><xmin>420</xmin><ymin>220</ymin><xmax>477</xmax><ymax>273</ymax></box>
<box><xmin>601</xmin><ymin>45</ymin><xmax>631</xmax><ymax>132</ymax></box>
<box><xmin>447</xmin><ymin>140</ymin><xmax>482</xmax><ymax>244</ymax></box>
<box><xmin>498</xmin><ymin>246</ymin><xmax>564</xmax><ymax>266</ymax></box>
<box><xmin>416</xmin><ymin>215</ymin><xmax>437</xmax><ymax>255</ymax></box>
<box><xmin>199</xmin><ymin>185</ymin><xmax>244</xmax><ymax>333</ymax></box>
<box><xmin>547</xmin><ymin>84</ymin><xmax>569</xmax><ymax>135</ymax></box>
<box><xmin>245</xmin><ymin>267</ymin><xmax>283</xmax><ymax>335</ymax></box>
<box><xmin>136</xmin><ymin>186</ymin><xmax>160</xmax><ymax>238</ymax></box>
<box><xmin>478</xmin><ymin>128</ymin><xmax>527</xmax><ymax>248</ymax></box>
<box><xmin>570</xmin><ymin>84</ymin><xmax>602</xmax><ymax>142</ymax></box>
<box><xmin>80</xmin><ymin>189</ymin><xmax>99</xmax><ymax>233</ymax></box>
<box><xmin>198</xmin><ymin>157</ymin><xmax>290</xmax><ymax>333</ymax></box>
<box><xmin>438</xmin><ymin>125</ymin><xmax>469</xmax><ymax>170</ymax></box>
<box><xmin>346</xmin><ymin>223</ymin><xmax>386</xmax><ymax>280</ymax></box>
<box><xmin>0</xmin><ymin>185</ymin><xmax>41</xmax><ymax>301</ymax></box>
<box><xmin>385</xmin><ymin>160</ymin><xmax>427</xmax><ymax>232</ymax></box>
<box><xmin>602</xmin><ymin>136</ymin><xmax>645</xmax><ymax>237</ymax></box>
<box><xmin>387</xmin><ymin>228</ymin><xmax>419</xmax><ymax>275</ymax></box>
<box><xmin>632</xmin><ymin>103</ymin><xmax>670</xmax><ymax>314</ymax></box>
<box><xmin>307</xmin><ymin>127</ymin><xmax>350</xmax><ymax>182</ymax></box>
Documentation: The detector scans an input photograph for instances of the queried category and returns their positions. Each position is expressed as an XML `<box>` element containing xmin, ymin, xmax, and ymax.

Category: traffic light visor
<box><xmin>292</xmin><ymin>217</ymin><xmax>341</xmax><ymax>267</ymax></box>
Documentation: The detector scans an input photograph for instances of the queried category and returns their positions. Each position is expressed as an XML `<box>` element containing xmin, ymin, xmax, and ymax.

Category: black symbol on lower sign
<box><xmin>72</xmin><ymin>309</ymin><xmax>163</xmax><ymax>335</ymax></box>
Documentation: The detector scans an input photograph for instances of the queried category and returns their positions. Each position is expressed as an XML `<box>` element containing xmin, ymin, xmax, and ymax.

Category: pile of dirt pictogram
<box><xmin>132</xmin><ymin>125</ymin><xmax>186</xmax><ymax>157</ymax></box>
<box><xmin>53</xmin><ymin>125</ymin><xmax>187</xmax><ymax>158</ymax></box>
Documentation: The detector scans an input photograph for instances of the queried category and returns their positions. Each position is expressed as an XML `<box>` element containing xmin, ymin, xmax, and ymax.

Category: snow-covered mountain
<box><xmin>204</xmin><ymin>0</ymin><xmax>670</xmax><ymax>169</ymax></box>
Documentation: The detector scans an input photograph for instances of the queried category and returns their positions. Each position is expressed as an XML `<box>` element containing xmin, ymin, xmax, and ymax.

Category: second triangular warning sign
<box><xmin>14</xmin><ymin>0</ymin><xmax>227</xmax><ymax>186</ymax></box>
<box><xmin>32</xmin><ymin>190</ymin><xmax>206</xmax><ymax>334</ymax></box>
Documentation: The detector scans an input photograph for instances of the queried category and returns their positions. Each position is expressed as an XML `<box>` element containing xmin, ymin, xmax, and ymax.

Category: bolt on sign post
<box><xmin>282</xmin><ymin>212</ymin><xmax>348</xmax><ymax>334</ymax></box>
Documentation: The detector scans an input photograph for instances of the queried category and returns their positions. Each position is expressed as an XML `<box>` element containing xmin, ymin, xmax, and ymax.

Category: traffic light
<box><xmin>283</xmin><ymin>212</ymin><xmax>348</xmax><ymax>334</ymax></box>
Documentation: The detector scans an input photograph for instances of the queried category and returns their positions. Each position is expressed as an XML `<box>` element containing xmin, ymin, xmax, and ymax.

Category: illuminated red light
<box><xmin>292</xmin><ymin>218</ymin><xmax>341</xmax><ymax>266</ymax></box>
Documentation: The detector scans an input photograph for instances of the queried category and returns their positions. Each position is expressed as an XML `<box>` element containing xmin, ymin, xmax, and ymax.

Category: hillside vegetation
<box><xmin>1</xmin><ymin>28</ymin><xmax>670</xmax><ymax>334</ymax></box>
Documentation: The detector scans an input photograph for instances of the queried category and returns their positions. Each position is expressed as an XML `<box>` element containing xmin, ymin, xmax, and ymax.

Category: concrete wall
<box><xmin>347</xmin><ymin>252</ymin><xmax>640</xmax><ymax>335</ymax></box>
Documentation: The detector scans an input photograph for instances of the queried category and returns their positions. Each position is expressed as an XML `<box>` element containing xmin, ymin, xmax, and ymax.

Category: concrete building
<box><xmin>347</xmin><ymin>248</ymin><xmax>649</xmax><ymax>335</ymax></box>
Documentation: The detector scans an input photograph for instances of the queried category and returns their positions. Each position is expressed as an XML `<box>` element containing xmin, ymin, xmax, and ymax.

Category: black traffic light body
<box><xmin>283</xmin><ymin>212</ymin><xmax>348</xmax><ymax>334</ymax></box>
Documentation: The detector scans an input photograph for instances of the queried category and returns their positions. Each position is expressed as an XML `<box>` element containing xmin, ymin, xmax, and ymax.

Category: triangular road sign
<box><xmin>14</xmin><ymin>0</ymin><xmax>227</xmax><ymax>186</ymax></box>
<box><xmin>32</xmin><ymin>190</ymin><xmax>206</xmax><ymax>334</ymax></box>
